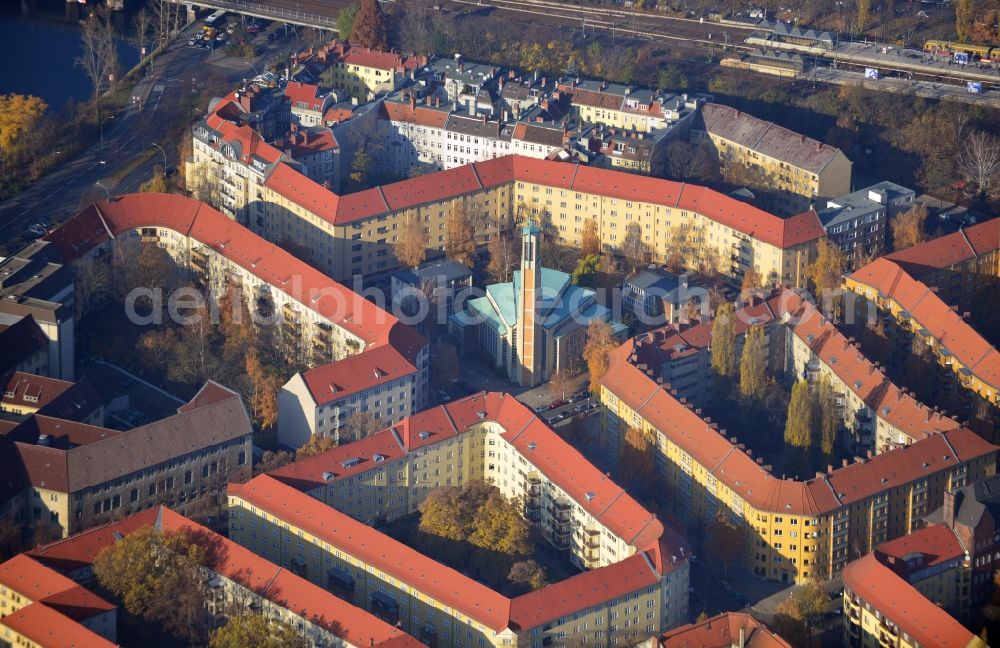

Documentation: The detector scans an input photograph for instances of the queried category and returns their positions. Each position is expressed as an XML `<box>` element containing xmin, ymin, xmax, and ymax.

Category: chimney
<box><xmin>800</xmin><ymin>134</ymin><xmax>806</xmax><ymax>144</ymax></box>
<box><xmin>410</xmin><ymin>93</ymin><xmax>416</xmax><ymax>110</ymax></box>
<box><xmin>827</xmin><ymin>464</ymin><xmax>833</xmax><ymax>474</ymax></box>
<box><xmin>943</xmin><ymin>489</ymin><xmax>957</xmax><ymax>527</ymax></box>
<box><xmin>815</xmin><ymin>141</ymin><xmax>822</xmax><ymax>152</ymax></box>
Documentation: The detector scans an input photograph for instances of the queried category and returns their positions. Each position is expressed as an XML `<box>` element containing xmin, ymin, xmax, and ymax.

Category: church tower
<box><xmin>517</xmin><ymin>223</ymin><xmax>542</xmax><ymax>387</ymax></box>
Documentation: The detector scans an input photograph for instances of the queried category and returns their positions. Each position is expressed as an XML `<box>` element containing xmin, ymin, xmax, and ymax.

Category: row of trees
<box><xmin>784</xmin><ymin>378</ymin><xmax>840</xmax><ymax>478</ymax></box>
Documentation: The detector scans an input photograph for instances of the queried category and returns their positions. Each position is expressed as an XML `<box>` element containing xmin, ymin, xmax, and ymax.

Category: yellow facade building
<box><xmin>692</xmin><ymin>103</ymin><xmax>852</xmax><ymax>215</ymax></box>
<box><xmin>293</xmin><ymin>41</ymin><xmax>427</xmax><ymax>102</ymax></box>
<box><xmin>229</xmin><ymin>392</ymin><xmax>691</xmax><ymax>647</ymax></box>
<box><xmin>599</xmin><ymin>295</ymin><xmax>998</xmax><ymax>585</ymax></box>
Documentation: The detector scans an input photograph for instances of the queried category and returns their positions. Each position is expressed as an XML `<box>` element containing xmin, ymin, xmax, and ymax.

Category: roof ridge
<box><xmin>940</xmin><ymin>428</ymin><xmax>960</xmax><ymax>461</ymax></box>
<box><xmin>469</xmin><ymin>159</ymin><xmax>484</xmax><ymax>190</ymax></box>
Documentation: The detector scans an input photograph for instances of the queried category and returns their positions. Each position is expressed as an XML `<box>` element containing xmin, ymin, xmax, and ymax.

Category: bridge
<box><xmin>166</xmin><ymin>0</ymin><xmax>342</xmax><ymax>30</ymax></box>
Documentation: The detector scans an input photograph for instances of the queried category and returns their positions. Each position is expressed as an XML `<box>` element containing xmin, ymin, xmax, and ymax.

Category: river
<box><xmin>0</xmin><ymin>0</ymin><xmax>140</xmax><ymax>110</ymax></box>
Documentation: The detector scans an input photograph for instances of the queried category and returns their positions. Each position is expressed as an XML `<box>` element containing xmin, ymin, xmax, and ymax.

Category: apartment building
<box><xmin>273</xmin><ymin>124</ymin><xmax>340</xmax><ymax>189</ymax></box>
<box><xmin>555</xmin><ymin>78</ymin><xmax>702</xmax><ymax>134</ymax></box>
<box><xmin>24</xmin><ymin>506</ymin><xmax>421</xmax><ymax>648</ymax></box>
<box><xmin>650</xmin><ymin>612</ymin><xmax>793</xmax><ymax>648</ymax></box>
<box><xmin>284</xmin><ymin>81</ymin><xmax>333</xmax><ymax>127</ymax></box>
<box><xmin>844</xmin><ymin>219</ymin><xmax>1000</xmax><ymax>408</ymax></box>
<box><xmin>277</xmin><ymin>343</ymin><xmax>422</xmax><ymax>449</ymax></box>
<box><xmin>600</xmin><ymin>300</ymin><xmax>997</xmax><ymax>584</ymax></box>
<box><xmin>926</xmin><ymin>475</ymin><xmax>1000</xmax><ymax>607</ymax></box>
<box><xmin>1</xmin><ymin>381</ymin><xmax>252</xmax><ymax>538</ymax></box>
<box><xmin>817</xmin><ymin>181</ymin><xmax>915</xmax><ymax>264</ymax></box>
<box><xmin>44</xmin><ymin>193</ymin><xmax>428</xmax><ymax>407</ymax></box>
<box><xmin>452</xmin><ymin>225</ymin><xmax>627</xmax><ymax>387</ymax></box>
<box><xmin>0</xmin><ymin>554</ymin><xmax>118</xmax><ymax>648</ymax></box>
<box><xmin>0</xmin><ymin>372</ymin><xmax>103</xmax><ymax>425</ymax></box>
<box><xmin>0</xmin><ymin>240</ymin><xmax>76</xmax><ymax>381</ymax></box>
<box><xmin>255</xmin><ymin>155</ymin><xmax>825</xmax><ymax>289</ymax></box>
<box><xmin>842</xmin><ymin>549</ymin><xmax>983</xmax><ymax>648</ymax></box>
<box><xmin>872</xmin><ymin>523</ymin><xmax>971</xmax><ymax>617</ymax></box>
<box><xmin>621</xmin><ymin>269</ymin><xmax>688</xmax><ymax>324</ymax></box>
<box><xmin>692</xmin><ymin>103</ymin><xmax>852</xmax><ymax>215</ymax></box>
<box><xmin>617</xmin><ymin>290</ymin><xmax>957</xmax><ymax>454</ymax></box>
<box><xmin>232</xmin><ymin>391</ymin><xmax>690</xmax><ymax>646</ymax></box>
<box><xmin>293</xmin><ymin>41</ymin><xmax>427</xmax><ymax>102</ymax></box>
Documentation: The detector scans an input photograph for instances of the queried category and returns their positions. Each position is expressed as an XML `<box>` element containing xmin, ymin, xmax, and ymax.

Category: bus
<box><xmin>205</xmin><ymin>10</ymin><xmax>226</xmax><ymax>26</ymax></box>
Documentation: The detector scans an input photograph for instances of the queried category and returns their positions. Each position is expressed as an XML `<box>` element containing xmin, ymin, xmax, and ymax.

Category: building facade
<box><xmin>692</xmin><ymin>103</ymin><xmax>852</xmax><ymax>215</ymax></box>
<box><xmin>600</xmin><ymin>294</ymin><xmax>997</xmax><ymax>585</ymax></box>
<box><xmin>817</xmin><ymin>181</ymin><xmax>915</xmax><ymax>265</ymax></box>
<box><xmin>231</xmin><ymin>392</ymin><xmax>691</xmax><ymax>647</ymax></box>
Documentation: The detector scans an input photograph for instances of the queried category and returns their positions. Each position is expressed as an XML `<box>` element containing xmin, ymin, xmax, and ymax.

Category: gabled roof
<box><xmin>261</xmin><ymin>391</ymin><xmax>683</xmax><ymax>631</ymax></box>
<box><xmin>884</xmin><ymin>218</ymin><xmax>999</xmax><ymax>277</ymax></box>
<box><xmin>0</xmin><ymin>315</ymin><xmax>48</xmax><ymax>376</ymax></box>
<box><xmin>848</xmin><ymin>255</ymin><xmax>1000</xmax><ymax>391</ymax></box>
<box><xmin>658</xmin><ymin>611</ymin><xmax>793</xmax><ymax>647</ymax></box>
<box><xmin>874</xmin><ymin>523</ymin><xmax>965</xmax><ymax>581</ymax></box>
<box><xmin>299</xmin><ymin>343</ymin><xmax>418</xmax><ymax>405</ymax></box>
<box><xmin>27</xmin><ymin>506</ymin><xmax>417</xmax><ymax>647</ymax></box>
<box><xmin>843</xmin><ymin>554</ymin><xmax>979</xmax><ymax>648</ymax></box>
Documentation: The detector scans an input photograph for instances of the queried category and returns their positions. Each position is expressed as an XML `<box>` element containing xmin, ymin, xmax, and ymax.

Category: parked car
<box><xmin>187</xmin><ymin>37</ymin><xmax>197</xmax><ymax>46</ymax></box>
<box><xmin>28</xmin><ymin>224</ymin><xmax>46</xmax><ymax>237</ymax></box>
<box><xmin>548</xmin><ymin>399</ymin><xmax>568</xmax><ymax>410</ymax></box>
<box><xmin>215</xmin><ymin>32</ymin><xmax>227</xmax><ymax>42</ymax></box>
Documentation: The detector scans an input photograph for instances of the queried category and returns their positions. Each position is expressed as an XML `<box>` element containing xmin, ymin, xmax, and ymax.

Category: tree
<box><xmin>0</xmin><ymin>94</ymin><xmax>47</xmax><ymax>172</ymax></box>
<box><xmin>706</xmin><ymin>512</ymin><xmax>745</xmax><ymax>578</ymax></box>
<box><xmin>487</xmin><ymin>231</ymin><xmax>518</xmax><ymax>283</ymax></box>
<box><xmin>431</xmin><ymin>341</ymin><xmax>459</xmax><ymax>389</ymax></box>
<box><xmin>394</xmin><ymin>214</ymin><xmax>427</xmax><ymax>269</ymax></box>
<box><xmin>76</xmin><ymin>5</ymin><xmax>119</xmax><ymax>113</ymax></box>
<box><xmin>658</xmin><ymin>64</ymin><xmax>688</xmax><ymax>91</ymax></box>
<box><xmin>209</xmin><ymin>614</ymin><xmax>308</xmax><ymax>648</ymax></box>
<box><xmin>508</xmin><ymin>560</ymin><xmax>548</xmax><ymax>592</ymax></box>
<box><xmin>580</xmin><ymin>219</ymin><xmax>601</xmax><ymax>257</ymax></box>
<box><xmin>190</xmin><ymin>161</ymin><xmax>222</xmax><ymax>206</ymax></box>
<box><xmin>807</xmin><ymin>238</ymin><xmax>847</xmax><ymax>298</ymax></box>
<box><xmin>890</xmin><ymin>203</ymin><xmax>928</xmax><ymax>251</ymax></box>
<box><xmin>619</xmin><ymin>426</ymin><xmax>655</xmax><ymax>493</ymax></box>
<box><xmin>469</xmin><ymin>490</ymin><xmax>531</xmax><ymax>557</ymax></box>
<box><xmin>349</xmin><ymin>0</ymin><xmax>388</xmax><ymax>50</ymax></box>
<box><xmin>349</xmin><ymin>149</ymin><xmax>373</xmax><ymax>187</ymax></box>
<box><xmin>297</xmin><ymin>434</ymin><xmax>337</xmax><ymax>458</ymax></box>
<box><xmin>738</xmin><ymin>325</ymin><xmax>767</xmax><ymax>403</ymax></box>
<box><xmin>343</xmin><ymin>410</ymin><xmax>379</xmax><ymax>441</ymax></box>
<box><xmin>583</xmin><ymin>319</ymin><xmax>617</xmax><ymax>395</ymax></box>
<box><xmin>816</xmin><ymin>376</ymin><xmax>839</xmax><ymax>461</ymax></box>
<box><xmin>959</xmin><ymin>131</ymin><xmax>1000</xmax><ymax>197</ymax></box>
<box><xmin>785</xmin><ymin>380</ymin><xmax>816</xmax><ymax>474</ymax></box>
<box><xmin>245</xmin><ymin>348</ymin><xmax>280</xmax><ymax>430</ymax></box>
<box><xmin>93</xmin><ymin>527</ymin><xmax>210</xmax><ymax>645</ymax></box>
<box><xmin>711</xmin><ymin>303</ymin><xmax>738</xmax><ymax>378</ymax></box>
<box><xmin>254</xmin><ymin>450</ymin><xmax>294</xmax><ymax>476</ymax></box>
<box><xmin>131</xmin><ymin>8</ymin><xmax>154</xmax><ymax>62</ymax></box>
<box><xmin>336</xmin><ymin>3</ymin><xmax>360</xmax><ymax>39</ymax></box>
<box><xmin>741</xmin><ymin>267</ymin><xmax>762</xmax><ymax>298</ymax></box>
<box><xmin>548</xmin><ymin>369</ymin><xmax>572</xmax><ymax>400</ymax></box>
<box><xmin>139</xmin><ymin>165</ymin><xmax>168</xmax><ymax>193</ymax></box>
<box><xmin>855</xmin><ymin>0</ymin><xmax>871</xmax><ymax>34</ymax></box>
<box><xmin>619</xmin><ymin>221</ymin><xmax>648</xmax><ymax>273</ymax></box>
<box><xmin>956</xmin><ymin>0</ymin><xmax>974</xmax><ymax>42</ymax></box>
<box><xmin>445</xmin><ymin>203</ymin><xmax>477</xmax><ymax>267</ymax></box>
<box><xmin>773</xmin><ymin>582</ymin><xmax>829</xmax><ymax>647</ymax></box>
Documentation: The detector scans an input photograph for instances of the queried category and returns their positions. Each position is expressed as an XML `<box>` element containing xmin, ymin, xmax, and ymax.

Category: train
<box><xmin>923</xmin><ymin>40</ymin><xmax>1000</xmax><ymax>63</ymax></box>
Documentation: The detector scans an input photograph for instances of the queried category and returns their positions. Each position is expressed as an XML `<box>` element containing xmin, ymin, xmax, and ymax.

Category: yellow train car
<box><xmin>924</xmin><ymin>39</ymin><xmax>999</xmax><ymax>62</ymax></box>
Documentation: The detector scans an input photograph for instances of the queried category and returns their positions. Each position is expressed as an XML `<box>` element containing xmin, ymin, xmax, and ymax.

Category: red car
<box><xmin>548</xmin><ymin>399</ymin><xmax>568</xmax><ymax>410</ymax></box>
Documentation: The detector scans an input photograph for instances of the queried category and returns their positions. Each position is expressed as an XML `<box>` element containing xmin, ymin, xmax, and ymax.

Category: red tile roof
<box><xmin>284</xmin><ymin>81</ymin><xmax>325</xmax><ymax>111</ymax></box>
<box><xmin>28</xmin><ymin>506</ymin><xmax>417</xmax><ymax>647</ymax></box>
<box><xmin>849</xmin><ymin>256</ymin><xmax>1000</xmax><ymax>392</ymax></box>
<box><xmin>0</xmin><ymin>601</ymin><xmax>117</xmax><ymax>648</ymax></box>
<box><xmin>381</xmin><ymin>100</ymin><xmax>449</xmax><ymax>129</ymax></box>
<box><xmin>843</xmin><ymin>553</ymin><xmax>977</xmax><ymax>648</ymax></box>
<box><xmin>884</xmin><ymin>218</ymin><xmax>1000</xmax><ymax>278</ymax></box>
<box><xmin>0</xmin><ymin>554</ymin><xmax>81</xmax><ymax>602</ymax></box>
<box><xmin>657</xmin><ymin>612</ymin><xmax>793</xmax><ymax>648</ymax></box>
<box><xmin>2</xmin><ymin>372</ymin><xmax>73</xmax><ymax>410</ymax></box>
<box><xmin>874</xmin><ymin>523</ymin><xmax>965</xmax><ymax>581</ymax></box>
<box><xmin>258</xmin><ymin>391</ymin><xmax>684</xmax><ymax>631</ymax></box>
<box><xmin>601</xmin><ymin>299</ymin><xmax>997</xmax><ymax>518</ymax></box>
<box><xmin>258</xmin><ymin>153</ymin><xmax>823</xmax><ymax>249</ymax></box>
<box><xmin>300</xmin><ymin>344</ymin><xmax>418</xmax><ymax>405</ymax></box>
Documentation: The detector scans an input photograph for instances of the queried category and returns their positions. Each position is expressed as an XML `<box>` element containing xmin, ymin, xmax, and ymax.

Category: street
<box><xmin>0</xmin><ymin>18</ymin><xmax>285</xmax><ymax>256</ymax></box>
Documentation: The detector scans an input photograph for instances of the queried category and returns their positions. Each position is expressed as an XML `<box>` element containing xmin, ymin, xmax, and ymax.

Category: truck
<box><xmin>205</xmin><ymin>9</ymin><xmax>226</xmax><ymax>26</ymax></box>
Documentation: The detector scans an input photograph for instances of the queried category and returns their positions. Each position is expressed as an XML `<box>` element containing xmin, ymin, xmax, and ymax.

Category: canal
<box><xmin>0</xmin><ymin>0</ymin><xmax>140</xmax><ymax>109</ymax></box>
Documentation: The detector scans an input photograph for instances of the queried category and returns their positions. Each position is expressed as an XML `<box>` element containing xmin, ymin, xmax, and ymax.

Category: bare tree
<box><xmin>487</xmin><ymin>232</ymin><xmax>518</xmax><ymax>283</ymax></box>
<box><xmin>960</xmin><ymin>131</ymin><xmax>1000</xmax><ymax>197</ymax></box>
<box><xmin>131</xmin><ymin>8</ymin><xmax>154</xmax><ymax>62</ymax></box>
<box><xmin>75</xmin><ymin>5</ymin><xmax>119</xmax><ymax>119</ymax></box>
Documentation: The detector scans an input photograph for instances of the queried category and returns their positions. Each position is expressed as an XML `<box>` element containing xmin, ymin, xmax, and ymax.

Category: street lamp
<box><xmin>151</xmin><ymin>142</ymin><xmax>168</xmax><ymax>171</ymax></box>
<box><xmin>95</xmin><ymin>181</ymin><xmax>111</xmax><ymax>201</ymax></box>
<box><xmin>99</xmin><ymin>115</ymin><xmax>115</xmax><ymax>163</ymax></box>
